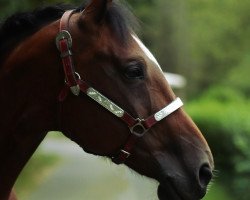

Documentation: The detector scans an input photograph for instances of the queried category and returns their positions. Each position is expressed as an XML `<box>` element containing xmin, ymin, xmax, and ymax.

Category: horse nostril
<box><xmin>199</xmin><ymin>164</ymin><xmax>213</xmax><ymax>188</ymax></box>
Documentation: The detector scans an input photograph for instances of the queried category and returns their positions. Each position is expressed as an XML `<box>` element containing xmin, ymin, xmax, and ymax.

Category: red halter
<box><xmin>56</xmin><ymin>10</ymin><xmax>183</xmax><ymax>164</ymax></box>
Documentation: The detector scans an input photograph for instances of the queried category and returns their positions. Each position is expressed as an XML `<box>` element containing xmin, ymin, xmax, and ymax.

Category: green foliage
<box><xmin>204</xmin><ymin>182</ymin><xmax>233</xmax><ymax>200</ymax></box>
<box><xmin>186</xmin><ymin>87</ymin><xmax>250</xmax><ymax>200</ymax></box>
<box><xmin>198</xmin><ymin>86</ymin><xmax>246</xmax><ymax>103</ymax></box>
<box><xmin>185</xmin><ymin>0</ymin><xmax>250</xmax><ymax>97</ymax></box>
<box><xmin>225</xmin><ymin>54</ymin><xmax>250</xmax><ymax>97</ymax></box>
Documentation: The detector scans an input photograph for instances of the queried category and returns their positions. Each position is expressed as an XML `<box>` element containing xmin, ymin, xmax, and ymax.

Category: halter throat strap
<box><xmin>56</xmin><ymin>10</ymin><xmax>184</xmax><ymax>164</ymax></box>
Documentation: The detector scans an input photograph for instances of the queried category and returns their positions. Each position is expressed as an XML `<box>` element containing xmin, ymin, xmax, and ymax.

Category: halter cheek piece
<box><xmin>56</xmin><ymin>10</ymin><xmax>183</xmax><ymax>164</ymax></box>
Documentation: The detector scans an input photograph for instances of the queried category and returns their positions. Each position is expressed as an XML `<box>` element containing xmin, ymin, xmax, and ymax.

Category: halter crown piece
<box><xmin>56</xmin><ymin>10</ymin><xmax>184</xmax><ymax>164</ymax></box>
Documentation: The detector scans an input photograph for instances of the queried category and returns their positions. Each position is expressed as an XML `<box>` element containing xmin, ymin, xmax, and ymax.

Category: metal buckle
<box><xmin>70</xmin><ymin>85</ymin><xmax>80</xmax><ymax>96</ymax></box>
<box><xmin>56</xmin><ymin>30</ymin><xmax>73</xmax><ymax>50</ymax></box>
<box><xmin>120</xmin><ymin>149</ymin><xmax>131</xmax><ymax>158</ymax></box>
<box><xmin>60</xmin><ymin>49</ymin><xmax>73</xmax><ymax>58</ymax></box>
<box><xmin>65</xmin><ymin>72</ymin><xmax>81</xmax><ymax>96</ymax></box>
<box><xmin>129</xmin><ymin>119</ymin><xmax>148</xmax><ymax>137</ymax></box>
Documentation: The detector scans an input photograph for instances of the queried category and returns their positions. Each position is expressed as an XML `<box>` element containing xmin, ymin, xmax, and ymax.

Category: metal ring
<box><xmin>129</xmin><ymin>119</ymin><xmax>148</xmax><ymax>137</ymax></box>
<box><xmin>64</xmin><ymin>72</ymin><xmax>81</xmax><ymax>85</ymax></box>
<box><xmin>75</xmin><ymin>72</ymin><xmax>81</xmax><ymax>80</ymax></box>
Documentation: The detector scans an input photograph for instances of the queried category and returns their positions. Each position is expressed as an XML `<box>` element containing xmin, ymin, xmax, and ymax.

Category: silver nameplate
<box><xmin>87</xmin><ymin>88</ymin><xmax>125</xmax><ymax>118</ymax></box>
<box><xmin>154</xmin><ymin>98</ymin><xmax>183</xmax><ymax>121</ymax></box>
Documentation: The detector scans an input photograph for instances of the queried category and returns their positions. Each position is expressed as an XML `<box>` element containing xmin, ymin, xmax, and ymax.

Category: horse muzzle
<box><xmin>157</xmin><ymin>163</ymin><xmax>213</xmax><ymax>200</ymax></box>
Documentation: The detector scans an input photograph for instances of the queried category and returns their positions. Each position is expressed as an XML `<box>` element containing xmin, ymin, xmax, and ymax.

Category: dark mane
<box><xmin>0</xmin><ymin>4</ymin><xmax>77</xmax><ymax>62</ymax></box>
<box><xmin>0</xmin><ymin>1</ymin><xmax>137</xmax><ymax>63</ymax></box>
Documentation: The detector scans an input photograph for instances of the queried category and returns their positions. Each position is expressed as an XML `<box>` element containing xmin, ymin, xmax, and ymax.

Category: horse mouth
<box><xmin>157</xmin><ymin>183</ymin><xmax>201</xmax><ymax>200</ymax></box>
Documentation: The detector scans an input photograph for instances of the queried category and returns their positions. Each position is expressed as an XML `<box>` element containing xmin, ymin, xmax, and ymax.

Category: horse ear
<box><xmin>82</xmin><ymin>0</ymin><xmax>112</xmax><ymax>24</ymax></box>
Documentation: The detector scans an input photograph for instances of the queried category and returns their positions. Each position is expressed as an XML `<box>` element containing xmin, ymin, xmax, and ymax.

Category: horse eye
<box><xmin>124</xmin><ymin>61</ymin><xmax>144</xmax><ymax>80</ymax></box>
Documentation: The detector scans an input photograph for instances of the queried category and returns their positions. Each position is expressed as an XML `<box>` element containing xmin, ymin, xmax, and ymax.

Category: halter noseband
<box><xmin>56</xmin><ymin>10</ymin><xmax>184</xmax><ymax>164</ymax></box>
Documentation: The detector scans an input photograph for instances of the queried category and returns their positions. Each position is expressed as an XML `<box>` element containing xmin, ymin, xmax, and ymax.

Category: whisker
<box><xmin>212</xmin><ymin>169</ymin><xmax>220</xmax><ymax>178</ymax></box>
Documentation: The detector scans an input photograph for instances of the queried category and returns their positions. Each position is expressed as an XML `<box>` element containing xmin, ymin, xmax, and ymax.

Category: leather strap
<box><xmin>59</xmin><ymin>10</ymin><xmax>73</xmax><ymax>31</ymax></box>
<box><xmin>112</xmin><ymin>134</ymin><xmax>138</xmax><ymax>164</ymax></box>
<box><xmin>56</xmin><ymin>10</ymin><xmax>80</xmax><ymax>96</ymax></box>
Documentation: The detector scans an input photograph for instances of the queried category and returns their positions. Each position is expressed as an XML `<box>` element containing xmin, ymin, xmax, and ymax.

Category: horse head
<box><xmin>57</xmin><ymin>1</ymin><xmax>214</xmax><ymax>199</ymax></box>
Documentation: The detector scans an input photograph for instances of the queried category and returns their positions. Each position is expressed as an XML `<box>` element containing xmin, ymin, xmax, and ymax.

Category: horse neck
<box><xmin>0</xmin><ymin>21</ymin><xmax>62</xmax><ymax>199</ymax></box>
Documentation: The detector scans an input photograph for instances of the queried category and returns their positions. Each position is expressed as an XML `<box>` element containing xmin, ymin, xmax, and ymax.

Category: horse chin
<box><xmin>157</xmin><ymin>184</ymin><xmax>183</xmax><ymax>200</ymax></box>
<box><xmin>157</xmin><ymin>183</ymin><xmax>201</xmax><ymax>200</ymax></box>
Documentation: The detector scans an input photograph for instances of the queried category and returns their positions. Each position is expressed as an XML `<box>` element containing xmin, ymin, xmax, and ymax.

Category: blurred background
<box><xmin>1</xmin><ymin>0</ymin><xmax>250</xmax><ymax>199</ymax></box>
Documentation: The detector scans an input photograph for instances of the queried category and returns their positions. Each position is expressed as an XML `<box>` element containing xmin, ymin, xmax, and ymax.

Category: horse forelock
<box><xmin>104</xmin><ymin>2</ymin><xmax>139</xmax><ymax>45</ymax></box>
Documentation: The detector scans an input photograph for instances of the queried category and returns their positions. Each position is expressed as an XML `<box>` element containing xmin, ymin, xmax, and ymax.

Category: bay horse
<box><xmin>0</xmin><ymin>0</ymin><xmax>214</xmax><ymax>199</ymax></box>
